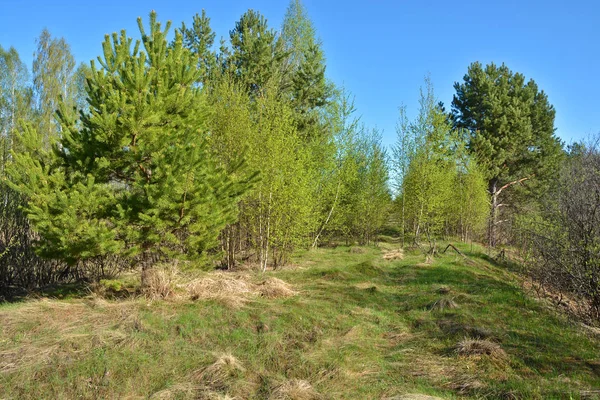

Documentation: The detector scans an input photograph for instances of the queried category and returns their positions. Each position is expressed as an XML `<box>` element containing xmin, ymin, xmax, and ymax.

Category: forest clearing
<box><xmin>2</xmin><ymin>243</ymin><xmax>599</xmax><ymax>399</ymax></box>
<box><xmin>1</xmin><ymin>1</ymin><xmax>599</xmax><ymax>399</ymax></box>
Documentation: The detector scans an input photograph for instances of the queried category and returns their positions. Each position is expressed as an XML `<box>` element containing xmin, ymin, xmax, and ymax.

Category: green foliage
<box><xmin>32</xmin><ymin>29</ymin><xmax>76</xmax><ymax>143</ymax></box>
<box><xmin>242</xmin><ymin>85</ymin><xmax>317</xmax><ymax>267</ymax></box>
<box><xmin>395</xmin><ymin>78</ymin><xmax>489</xmax><ymax>243</ymax></box>
<box><xmin>0</xmin><ymin>45</ymin><xmax>33</xmax><ymax>158</ymax></box>
<box><xmin>178</xmin><ymin>9</ymin><xmax>217</xmax><ymax>84</ymax></box>
<box><xmin>282</xmin><ymin>0</ymin><xmax>330</xmax><ymax>138</ymax></box>
<box><xmin>451</xmin><ymin>158</ymin><xmax>490</xmax><ymax>240</ymax></box>
<box><xmin>228</xmin><ymin>10</ymin><xmax>286</xmax><ymax>97</ymax></box>
<box><xmin>344</xmin><ymin>129</ymin><xmax>391</xmax><ymax>244</ymax></box>
<box><xmin>8</xmin><ymin>13</ymin><xmax>253</xmax><ymax>266</ymax></box>
<box><xmin>451</xmin><ymin>61</ymin><xmax>563</xmax><ymax>189</ymax></box>
<box><xmin>2</xmin><ymin>246</ymin><xmax>599</xmax><ymax>398</ymax></box>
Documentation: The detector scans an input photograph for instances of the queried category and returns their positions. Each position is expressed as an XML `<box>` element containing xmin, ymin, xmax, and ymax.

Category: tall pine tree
<box><xmin>451</xmin><ymin>62</ymin><xmax>563</xmax><ymax>246</ymax></box>
<box><xmin>9</xmin><ymin>12</ymin><xmax>253</xmax><ymax>268</ymax></box>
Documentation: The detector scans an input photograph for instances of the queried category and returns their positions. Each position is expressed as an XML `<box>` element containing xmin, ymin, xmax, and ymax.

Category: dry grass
<box><xmin>455</xmin><ymin>338</ymin><xmax>506</xmax><ymax>359</ymax></box>
<box><xmin>193</xmin><ymin>353</ymin><xmax>246</xmax><ymax>392</ymax></box>
<box><xmin>141</xmin><ymin>264</ymin><xmax>296</xmax><ymax>305</ymax></box>
<box><xmin>186</xmin><ymin>273</ymin><xmax>254</xmax><ymax>307</ymax></box>
<box><xmin>383</xmin><ymin>249</ymin><xmax>404</xmax><ymax>261</ymax></box>
<box><xmin>151</xmin><ymin>384</ymin><xmax>238</xmax><ymax>400</ymax></box>
<box><xmin>429</xmin><ymin>297</ymin><xmax>458</xmax><ymax>311</ymax></box>
<box><xmin>384</xmin><ymin>394</ymin><xmax>446</xmax><ymax>400</ymax></box>
<box><xmin>270</xmin><ymin>379</ymin><xmax>322</xmax><ymax>400</ymax></box>
<box><xmin>397</xmin><ymin>348</ymin><xmax>455</xmax><ymax>381</ymax></box>
<box><xmin>437</xmin><ymin>319</ymin><xmax>493</xmax><ymax>340</ymax></box>
<box><xmin>257</xmin><ymin>277</ymin><xmax>297</xmax><ymax>299</ymax></box>
<box><xmin>382</xmin><ymin>331</ymin><xmax>415</xmax><ymax>347</ymax></box>
<box><xmin>355</xmin><ymin>281</ymin><xmax>378</xmax><ymax>291</ymax></box>
<box><xmin>445</xmin><ymin>375</ymin><xmax>486</xmax><ymax>395</ymax></box>
<box><xmin>143</xmin><ymin>265</ymin><xmax>179</xmax><ymax>299</ymax></box>
<box><xmin>149</xmin><ymin>382</ymin><xmax>200</xmax><ymax>399</ymax></box>
<box><xmin>436</xmin><ymin>286</ymin><xmax>451</xmax><ymax>295</ymax></box>
<box><xmin>0</xmin><ymin>298</ymin><xmax>138</xmax><ymax>374</ymax></box>
<box><xmin>185</xmin><ymin>274</ymin><xmax>296</xmax><ymax>307</ymax></box>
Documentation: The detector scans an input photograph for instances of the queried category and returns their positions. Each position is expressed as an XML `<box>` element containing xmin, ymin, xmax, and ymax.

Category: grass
<box><xmin>1</xmin><ymin>243</ymin><xmax>599</xmax><ymax>399</ymax></box>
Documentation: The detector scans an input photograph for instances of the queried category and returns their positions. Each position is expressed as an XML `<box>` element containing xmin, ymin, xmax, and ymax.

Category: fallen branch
<box><xmin>442</xmin><ymin>243</ymin><xmax>465</xmax><ymax>257</ymax></box>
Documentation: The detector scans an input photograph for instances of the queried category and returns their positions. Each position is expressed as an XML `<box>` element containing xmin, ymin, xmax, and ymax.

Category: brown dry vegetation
<box><xmin>1</xmin><ymin>244</ymin><xmax>599</xmax><ymax>399</ymax></box>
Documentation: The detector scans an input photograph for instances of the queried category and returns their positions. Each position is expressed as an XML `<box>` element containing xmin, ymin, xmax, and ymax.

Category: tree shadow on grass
<box><xmin>0</xmin><ymin>281</ymin><xmax>90</xmax><ymax>303</ymax></box>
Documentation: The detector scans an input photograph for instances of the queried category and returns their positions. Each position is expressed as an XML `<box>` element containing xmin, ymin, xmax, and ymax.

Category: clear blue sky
<box><xmin>1</xmin><ymin>0</ymin><xmax>598</xmax><ymax>150</ymax></box>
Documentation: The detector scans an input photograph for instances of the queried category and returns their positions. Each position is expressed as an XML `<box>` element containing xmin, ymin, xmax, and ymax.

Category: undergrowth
<box><xmin>1</xmin><ymin>243</ymin><xmax>599</xmax><ymax>399</ymax></box>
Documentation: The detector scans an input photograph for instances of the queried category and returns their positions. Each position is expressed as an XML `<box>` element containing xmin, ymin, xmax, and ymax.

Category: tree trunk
<box><xmin>312</xmin><ymin>181</ymin><xmax>341</xmax><ymax>248</ymax></box>
<box><xmin>488</xmin><ymin>178</ymin><xmax>498</xmax><ymax>248</ymax></box>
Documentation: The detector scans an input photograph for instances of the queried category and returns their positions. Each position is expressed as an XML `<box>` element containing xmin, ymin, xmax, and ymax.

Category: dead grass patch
<box><xmin>382</xmin><ymin>331</ymin><xmax>415</xmax><ymax>347</ymax></box>
<box><xmin>437</xmin><ymin>319</ymin><xmax>493</xmax><ymax>340</ymax></box>
<box><xmin>150</xmin><ymin>382</ymin><xmax>200</xmax><ymax>399</ymax></box>
<box><xmin>384</xmin><ymin>395</ymin><xmax>446</xmax><ymax>400</ymax></box>
<box><xmin>257</xmin><ymin>277</ymin><xmax>297</xmax><ymax>299</ymax></box>
<box><xmin>445</xmin><ymin>375</ymin><xmax>486</xmax><ymax>394</ymax></box>
<box><xmin>383</xmin><ymin>249</ymin><xmax>404</xmax><ymax>261</ymax></box>
<box><xmin>349</xmin><ymin>306</ymin><xmax>381</xmax><ymax>324</ymax></box>
<box><xmin>184</xmin><ymin>273</ymin><xmax>296</xmax><ymax>307</ymax></box>
<box><xmin>354</xmin><ymin>282</ymin><xmax>378</xmax><ymax>293</ymax></box>
<box><xmin>429</xmin><ymin>297</ymin><xmax>458</xmax><ymax>312</ymax></box>
<box><xmin>0</xmin><ymin>299</ymin><xmax>139</xmax><ymax>374</ymax></box>
<box><xmin>391</xmin><ymin>349</ymin><xmax>455</xmax><ymax>383</ymax></box>
<box><xmin>270</xmin><ymin>379</ymin><xmax>322</xmax><ymax>400</ymax></box>
<box><xmin>455</xmin><ymin>338</ymin><xmax>506</xmax><ymax>359</ymax></box>
<box><xmin>143</xmin><ymin>265</ymin><xmax>179</xmax><ymax>299</ymax></box>
<box><xmin>193</xmin><ymin>353</ymin><xmax>245</xmax><ymax>393</ymax></box>
<box><xmin>186</xmin><ymin>273</ymin><xmax>253</xmax><ymax>307</ymax></box>
<box><xmin>436</xmin><ymin>286</ymin><xmax>451</xmax><ymax>295</ymax></box>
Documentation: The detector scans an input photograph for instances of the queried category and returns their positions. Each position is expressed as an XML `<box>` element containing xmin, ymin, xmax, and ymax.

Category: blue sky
<box><xmin>1</xmin><ymin>0</ymin><xmax>598</xmax><ymax>150</ymax></box>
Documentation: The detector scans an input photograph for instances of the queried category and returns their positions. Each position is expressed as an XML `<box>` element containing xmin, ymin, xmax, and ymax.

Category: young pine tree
<box><xmin>8</xmin><ymin>13</ymin><xmax>253</xmax><ymax>269</ymax></box>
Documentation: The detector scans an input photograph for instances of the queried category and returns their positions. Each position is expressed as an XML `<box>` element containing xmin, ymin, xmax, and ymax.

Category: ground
<box><xmin>0</xmin><ymin>243</ymin><xmax>599</xmax><ymax>399</ymax></box>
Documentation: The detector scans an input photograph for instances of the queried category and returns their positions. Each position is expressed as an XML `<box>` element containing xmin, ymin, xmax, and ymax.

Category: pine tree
<box><xmin>8</xmin><ymin>12</ymin><xmax>253</xmax><ymax>268</ymax></box>
<box><xmin>178</xmin><ymin>10</ymin><xmax>217</xmax><ymax>84</ymax></box>
<box><xmin>451</xmin><ymin>61</ymin><xmax>563</xmax><ymax>246</ymax></box>
<box><xmin>228</xmin><ymin>10</ymin><xmax>286</xmax><ymax>97</ymax></box>
<box><xmin>281</xmin><ymin>0</ymin><xmax>330</xmax><ymax>138</ymax></box>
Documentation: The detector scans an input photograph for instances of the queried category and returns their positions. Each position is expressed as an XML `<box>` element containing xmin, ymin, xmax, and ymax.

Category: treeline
<box><xmin>392</xmin><ymin>78</ymin><xmax>489</xmax><ymax>250</ymax></box>
<box><xmin>1</xmin><ymin>2</ymin><xmax>598</xmax><ymax>322</ymax></box>
<box><xmin>390</xmin><ymin>65</ymin><xmax>598</xmax><ymax>323</ymax></box>
<box><xmin>1</xmin><ymin>2</ymin><xmax>391</xmax><ymax>289</ymax></box>
<box><xmin>518</xmin><ymin>137</ymin><xmax>600</xmax><ymax>321</ymax></box>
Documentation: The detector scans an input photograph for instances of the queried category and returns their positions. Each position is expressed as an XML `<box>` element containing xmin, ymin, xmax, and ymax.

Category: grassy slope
<box><xmin>0</xmin><ymin>243</ymin><xmax>599</xmax><ymax>399</ymax></box>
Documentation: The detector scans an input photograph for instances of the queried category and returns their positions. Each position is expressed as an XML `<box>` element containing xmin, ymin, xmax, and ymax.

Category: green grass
<box><xmin>1</xmin><ymin>244</ymin><xmax>599</xmax><ymax>399</ymax></box>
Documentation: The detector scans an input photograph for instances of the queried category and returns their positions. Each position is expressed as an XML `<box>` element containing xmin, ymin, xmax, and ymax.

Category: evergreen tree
<box><xmin>281</xmin><ymin>0</ymin><xmax>330</xmax><ymax>138</ymax></box>
<box><xmin>451</xmin><ymin>61</ymin><xmax>563</xmax><ymax>245</ymax></box>
<box><xmin>8</xmin><ymin>13</ymin><xmax>253</xmax><ymax>268</ymax></box>
<box><xmin>178</xmin><ymin>10</ymin><xmax>217</xmax><ymax>84</ymax></box>
<box><xmin>228</xmin><ymin>10</ymin><xmax>286</xmax><ymax>97</ymax></box>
